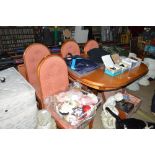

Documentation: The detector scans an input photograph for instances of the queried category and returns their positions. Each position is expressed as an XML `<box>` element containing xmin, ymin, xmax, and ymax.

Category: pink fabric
<box><xmin>24</xmin><ymin>43</ymin><xmax>50</xmax><ymax>99</ymax></box>
<box><xmin>38</xmin><ymin>55</ymin><xmax>69</xmax><ymax>100</ymax></box>
<box><xmin>84</xmin><ymin>40</ymin><xmax>99</xmax><ymax>55</ymax></box>
<box><xmin>61</xmin><ymin>41</ymin><xmax>80</xmax><ymax>58</ymax></box>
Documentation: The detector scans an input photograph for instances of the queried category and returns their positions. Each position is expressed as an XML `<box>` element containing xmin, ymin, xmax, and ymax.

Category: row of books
<box><xmin>0</xmin><ymin>28</ymin><xmax>34</xmax><ymax>35</ymax></box>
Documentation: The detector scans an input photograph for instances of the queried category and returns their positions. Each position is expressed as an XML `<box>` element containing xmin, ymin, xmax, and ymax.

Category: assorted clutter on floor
<box><xmin>101</xmin><ymin>93</ymin><xmax>155</xmax><ymax>129</ymax></box>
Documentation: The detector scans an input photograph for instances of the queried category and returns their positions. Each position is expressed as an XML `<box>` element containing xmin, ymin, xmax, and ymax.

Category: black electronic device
<box><xmin>116</xmin><ymin>100</ymin><xmax>134</xmax><ymax>113</ymax></box>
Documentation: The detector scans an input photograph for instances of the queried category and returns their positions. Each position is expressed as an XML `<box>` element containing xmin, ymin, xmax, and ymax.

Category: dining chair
<box><xmin>23</xmin><ymin>43</ymin><xmax>51</xmax><ymax>107</ymax></box>
<box><xmin>84</xmin><ymin>40</ymin><xmax>99</xmax><ymax>55</ymax></box>
<box><xmin>17</xmin><ymin>64</ymin><xmax>27</xmax><ymax>80</ymax></box>
<box><xmin>61</xmin><ymin>40</ymin><xmax>80</xmax><ymax>58</ymax></box>
<box><xmin>37</xmin><ymin>55</ymin><xmax>95</xmax><ymax>129</ymax></box>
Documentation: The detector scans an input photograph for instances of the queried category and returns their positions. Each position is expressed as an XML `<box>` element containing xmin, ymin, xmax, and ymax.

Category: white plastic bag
<box><xmin>36</xmin><ymin>110</ymin><xmax>56</xmax><ymax>129</ymax></box>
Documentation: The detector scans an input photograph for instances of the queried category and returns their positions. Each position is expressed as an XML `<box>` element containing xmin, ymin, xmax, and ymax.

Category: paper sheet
<box><xmin>101</xmin><ymin>55</ymin><xmax>114</xmax><ymax>67</ymax></box>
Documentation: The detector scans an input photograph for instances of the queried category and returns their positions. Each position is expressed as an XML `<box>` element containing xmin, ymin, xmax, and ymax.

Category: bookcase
<box><xmin>0</xmin><ymin>27</ymin><xmax>35</xmax><ymax>55</ymax></box>
<box><xmin>0</xmin><ymin>26</ymin><xmax>35</xmax><ymax>70</ymax></box>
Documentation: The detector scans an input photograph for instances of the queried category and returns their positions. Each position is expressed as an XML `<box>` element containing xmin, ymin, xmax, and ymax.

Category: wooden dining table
<box><xmin>68</xmin><ymin>62</ymin><xmax>148</xmax><ymax>101</ymax></box>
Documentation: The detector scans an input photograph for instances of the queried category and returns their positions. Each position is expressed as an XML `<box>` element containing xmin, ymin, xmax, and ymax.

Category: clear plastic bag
<box><xmin>44</xmin><ymin>87</ymin><xmax>102</xmax><ymax>128</ymax></box>
<box><xmin>36</xmin><ymin>110</ymin><xmax>57</xmax><ymax>129</ymax></box>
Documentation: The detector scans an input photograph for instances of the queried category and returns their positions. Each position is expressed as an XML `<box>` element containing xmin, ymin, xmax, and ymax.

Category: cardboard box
<box><xmin>122</xmin><ymin>57</ymin><xmax>141</xmax><ymax>69</ymax></box>
<box><xmin>118</xmin><ymin>62</ymin><xmax>130</xmax><ymax>72</ymax></box>
<box><xmin>116</xmin><ymin>93</ymin><xmax>142</xmax><ymax>119</ymax></box>
<box><xmin>102</xmin><ymin>55</ymin><xmax>123</xmax><ymax>76</ymax></box>
<box><xmin>105</xmin><ymin>65</ymin><xmax>122</xmax><ymax>76</ymax></box>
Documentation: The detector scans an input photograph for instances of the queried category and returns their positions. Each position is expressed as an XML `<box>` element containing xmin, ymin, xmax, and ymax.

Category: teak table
<box><xmin>68</xmin><ymin>63</ymin><xmax>148</xmax><ymax>101</ymax></box>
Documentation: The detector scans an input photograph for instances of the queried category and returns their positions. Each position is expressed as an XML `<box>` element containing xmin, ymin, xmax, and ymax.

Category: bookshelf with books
<box><xmin>0</xmin><ymin>27</ymin><xmax>35</xmax><ymax>70</ymax></box>
<box><xmin>0</xmin><ymin>27</ymin><xmax>35</xmax><ymax>54</ymax></box>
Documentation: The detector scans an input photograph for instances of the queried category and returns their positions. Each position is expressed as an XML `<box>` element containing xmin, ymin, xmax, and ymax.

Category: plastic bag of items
<box><xmin>144</xmin><ymin>58</ymin><xmax>155</xmax><ymax>79</ymax></box>
<box><xmin>36</xmin><ymin>110</ymin><xmax>57</xmax><ymax>129</ymax></box>
<box><xmin>44</xmin><ymin>88</ymin><xmax>101</xmax><ymax>127</ymax></box>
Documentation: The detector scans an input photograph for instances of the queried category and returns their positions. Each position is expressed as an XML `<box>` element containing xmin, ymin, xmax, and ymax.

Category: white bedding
<box><xmin>0</xmin><ymin>67</ymin><xmax>38</xmax><ymax>128</ymax></box>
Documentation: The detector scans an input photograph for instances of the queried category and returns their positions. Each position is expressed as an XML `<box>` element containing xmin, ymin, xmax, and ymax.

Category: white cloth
<box><xmin>101</xmin><ymin>93</ymin><xmax>123</xmax><ymax>129</ymax></box>
<box><xmin>0</xmin><ymin>67</ymin><xmax>38</xmax><ymax>128</ymax></box>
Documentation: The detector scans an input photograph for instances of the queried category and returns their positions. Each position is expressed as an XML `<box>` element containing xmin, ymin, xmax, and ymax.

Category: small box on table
<box><xmin>122</xmin><ymin>57</ymin><xmax>141</xmax><ymax>69</ymax></box>
<box><xmin>102</xmin><ymin>54</ymin><xmax>129</xmax><ymax>76</ymax></box>
<box><xmin>104</xmin><ymin>65</ymin><xmax>122</xmax><ymax>76</ymax></box>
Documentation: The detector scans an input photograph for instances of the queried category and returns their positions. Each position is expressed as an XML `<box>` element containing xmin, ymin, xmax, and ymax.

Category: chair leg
<box><xmin>89</xmin><ymin>119</ymin><xmax>94</xmax><ymax>129</ymax></box>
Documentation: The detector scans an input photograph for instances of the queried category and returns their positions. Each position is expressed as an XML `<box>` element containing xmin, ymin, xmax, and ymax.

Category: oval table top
<box><xmin>68</xmin><ymin>63</ymin><xmax>148</xmax><ymax>91</ymax></box>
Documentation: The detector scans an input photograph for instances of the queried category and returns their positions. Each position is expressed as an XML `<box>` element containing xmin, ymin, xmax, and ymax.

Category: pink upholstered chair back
<box><xmin>38</xmin><ymin>55</ymin><xmax>69</xmax><ymax>103</ymax></box>
<box><xmin>61</xmin><ymin>40</ymin><xmax>80</xmax><ymax>58</ymax></box>
<box><xmin>23</xmin><ymin>43</ymin><xmax>51</xmax><ymax>98</ymax></box>
<box><xmin>84</xmin><ymin>40</ymin><xmax>99</xmax><ymax>55</ymax></box>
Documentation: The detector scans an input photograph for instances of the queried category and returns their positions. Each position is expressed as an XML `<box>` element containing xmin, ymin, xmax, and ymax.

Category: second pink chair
<box><xmin>61</xmin><ymin>40</ymin><xmax>80</xmax><ymax>58</ymax></box>
<box><xmin>84</xmin><ymin>40</ymin><xmax>99</xmax><ymax>55</ymax></box>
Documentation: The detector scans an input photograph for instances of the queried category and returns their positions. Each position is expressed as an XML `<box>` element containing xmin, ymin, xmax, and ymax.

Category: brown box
<box><xmin>116</xmin><ymin>93</ymin><xmax>142</xmax><ymax>119</ymax></box>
